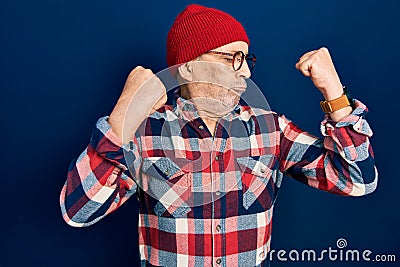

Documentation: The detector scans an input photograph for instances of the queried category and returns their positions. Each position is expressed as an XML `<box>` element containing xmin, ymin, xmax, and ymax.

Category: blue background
<box><xmin>1</xmin><ymin>0</ymin><xmax>399</xmax><ymax>266</ymax></box>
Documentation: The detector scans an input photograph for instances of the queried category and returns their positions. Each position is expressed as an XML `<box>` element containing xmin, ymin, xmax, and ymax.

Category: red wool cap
<box><xmin>166</xmin><ymin>4</ymin><xmax>250</xmax><ymax>67</ymax></box>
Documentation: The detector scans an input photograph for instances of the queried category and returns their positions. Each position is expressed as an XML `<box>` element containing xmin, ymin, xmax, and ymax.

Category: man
<box><xmin>60</xmin><ymin>4</ymin><xmax>378</xmax><ymax>267</ymax></box>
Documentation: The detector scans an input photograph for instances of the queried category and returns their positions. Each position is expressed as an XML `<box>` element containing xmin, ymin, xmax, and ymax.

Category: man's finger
<box><xmin>297</xmin><ymin>59</ymin><xmax>313</xmax><ymax>77</ymax></box>
<box><xmin>295</xmin><ymin>50</ymin><xmax>317</xmax><ymax>69</ymax></box>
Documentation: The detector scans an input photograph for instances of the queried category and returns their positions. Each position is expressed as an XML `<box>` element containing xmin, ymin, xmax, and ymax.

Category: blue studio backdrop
<box><xmin>1</xmin><ymin>0</ymin><xmax>399</xmax><ymax>266</ymax></box>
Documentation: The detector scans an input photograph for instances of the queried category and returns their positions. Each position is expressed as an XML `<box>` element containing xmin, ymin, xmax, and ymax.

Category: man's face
<box><xmin>183</xmin><ymin>41</ymin><xmax>252</xmax><ymax>118</ymax></box>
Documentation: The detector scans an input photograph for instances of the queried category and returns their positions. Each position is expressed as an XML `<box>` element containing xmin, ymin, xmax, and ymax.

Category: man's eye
<box><xmin>224</xmin><ymin>58</ymin><xmax>233</xmax><ymax>62</ymax></box>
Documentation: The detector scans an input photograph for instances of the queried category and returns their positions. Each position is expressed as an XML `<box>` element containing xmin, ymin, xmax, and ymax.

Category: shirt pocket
<box><xmin>142</xmin><ymin>157</ymin><xmax>192</xmax><ymax>218</ymax></box>
<box><xmin>236</xmin><ymin>155</ymin><xmax>277</xmax><ymax>210</ymax></box>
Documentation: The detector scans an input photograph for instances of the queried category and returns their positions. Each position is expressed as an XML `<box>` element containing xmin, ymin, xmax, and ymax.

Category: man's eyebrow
<box><xmin>212</xmin><ymin>50</ymin><xmax>249</xmax><ymax>55</ymax></box>
<box><xmin>212</xmin><ymin>51</ymin><xmax>234</xmax><ymax>56</ymax></box>
<box><xmin>229</xmin><ymin>50</ymin><xmax>249</xmax><ymax>54</ymax></box>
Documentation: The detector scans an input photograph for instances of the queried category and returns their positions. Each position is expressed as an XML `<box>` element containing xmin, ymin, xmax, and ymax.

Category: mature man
<box><xmin>60</xmin><ymin>4</ymin><xmax>377</xmax><ymax>267</ymax></box>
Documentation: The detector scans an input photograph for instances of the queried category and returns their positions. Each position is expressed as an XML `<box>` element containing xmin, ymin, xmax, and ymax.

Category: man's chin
<box><xmin>197</xmin><ymin>109</ymin><xmax>234</xmax><ymax>119</ymax></box>
<box><xmin>195</xmin><ymin>101</ymin><xmax>239</xmax><ymax>118</ymax></box>
<box><xmin>228</xmin><ymin>87</ymin><xmax>246</xmax><ymax>98</ymax></box>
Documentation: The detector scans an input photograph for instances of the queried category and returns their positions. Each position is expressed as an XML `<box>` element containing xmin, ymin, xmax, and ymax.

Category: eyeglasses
<box><xmin>206</xmin><ymin>50</ymin><xmax>256</xmax><ymax>71</ymax></box>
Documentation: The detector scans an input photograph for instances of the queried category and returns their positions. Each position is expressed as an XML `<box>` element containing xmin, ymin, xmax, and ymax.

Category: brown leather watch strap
<box><xmin>320</xmin><ymin>94</ymin><xmax>351</xmax><ymax>113</ymax></box>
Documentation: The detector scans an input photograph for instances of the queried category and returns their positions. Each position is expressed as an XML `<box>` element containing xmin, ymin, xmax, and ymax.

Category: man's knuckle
<box><xmin>129</xmin><ymin>66</ymin><xmax>143</xmax><ymax>76</ymax></box>
<box><xmin>319</xmin><ymin>47</ymin><xmax>329</xmax><ymax>54</ymax></box>
<box><xmin>133</xmin><ymin>66</ymin><xmax>144</xmax><ymax>73</ymax></box>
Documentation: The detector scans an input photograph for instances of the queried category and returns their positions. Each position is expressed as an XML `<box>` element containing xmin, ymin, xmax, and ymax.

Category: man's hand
<box><xmin>109</xmin><ymin>66</ymin><xmax>167</xmax><ymax>144</ymax></box>
<box><xmin>295</xmin><ymin>47</ymin><xmax>352</xmax><ymax>121</ymax></box>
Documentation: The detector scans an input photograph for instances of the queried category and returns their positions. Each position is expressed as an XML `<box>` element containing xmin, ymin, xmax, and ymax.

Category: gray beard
<box><xmin>190</xmin><ymin>97</ymin><xmax>238</xmax><ymax>119</ymax></box>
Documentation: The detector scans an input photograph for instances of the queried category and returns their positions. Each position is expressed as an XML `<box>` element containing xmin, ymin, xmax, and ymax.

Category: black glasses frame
<box><xmin>206</xmin><ymin>50</ymin><xmax>256</xmax><ymax>71</ymax></box>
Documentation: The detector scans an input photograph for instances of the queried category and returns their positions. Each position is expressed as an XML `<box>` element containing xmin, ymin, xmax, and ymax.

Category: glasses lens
<box><xmin>233</xmin><ymin>51</ymin><xmax>245</xmax><ymax>71</ymax></box>
<box><xmin>245</xmin><ymin>54</ymin><xmax>256</xmax><ymax>70</ymax></box>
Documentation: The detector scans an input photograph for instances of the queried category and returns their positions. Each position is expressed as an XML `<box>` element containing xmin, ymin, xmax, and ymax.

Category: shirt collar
<box><xmin>172</xmin><ymin>89</ymin><xmax>242</xmax><ymax>122</ymax></box>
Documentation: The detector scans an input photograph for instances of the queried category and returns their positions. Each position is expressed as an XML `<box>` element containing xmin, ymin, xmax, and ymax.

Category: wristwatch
<box><xmin>320</xmin><ymin>86</ymin><xmax>354</xmax><ymax>113</ymax></box>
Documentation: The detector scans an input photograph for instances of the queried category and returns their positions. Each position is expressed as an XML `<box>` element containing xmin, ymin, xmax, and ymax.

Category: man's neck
<box><xmin>201</xmin><ymin>117</ymin><xmax>218</xmax><ymax>136</ymax></box>
<box><xmin>179</xmin><ymin>85</ymin><xmax>225</xmax><ymax>136</ymax></box>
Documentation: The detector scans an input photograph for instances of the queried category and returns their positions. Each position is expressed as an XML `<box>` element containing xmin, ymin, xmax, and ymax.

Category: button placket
<box><xmin>210</xmin><ymin>120</ymin><xmax>227</xmax><ymax>267</ymax></box>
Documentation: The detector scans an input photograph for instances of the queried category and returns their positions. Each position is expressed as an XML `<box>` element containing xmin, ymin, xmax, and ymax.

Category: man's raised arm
<box><xmin>278</xmin><ymin>47</ymin><xmax>378</xmax><ymax>196</ymax></box>
<box><xmin>60</xmin><ymin>66</ymin><xmax>167</xmax><ymax>227</ymax></box>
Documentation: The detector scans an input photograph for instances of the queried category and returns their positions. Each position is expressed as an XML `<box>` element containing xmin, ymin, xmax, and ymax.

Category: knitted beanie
<box><xmin>166</xmin><ymin>4</ymin><xmax>250</xmax><ymax>67</ymax></box>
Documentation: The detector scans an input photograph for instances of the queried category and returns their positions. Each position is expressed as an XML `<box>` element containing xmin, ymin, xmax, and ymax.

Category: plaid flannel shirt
<box><xmin>60</xmin><ymin>95</ymin><xmax>377</xmax><ymax>267</ymax></box>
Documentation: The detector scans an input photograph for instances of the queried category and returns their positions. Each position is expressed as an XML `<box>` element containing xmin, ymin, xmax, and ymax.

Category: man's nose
<box><xmin>235</xmin><ymin>61</ymin><xmax>251</xmax><ymax>79</ymax></box>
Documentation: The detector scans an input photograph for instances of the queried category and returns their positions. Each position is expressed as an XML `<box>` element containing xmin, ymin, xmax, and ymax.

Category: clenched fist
<box><xmin>109</xmin><ymin>66</ymin><xmax>167</xmax><ymax>144</ymax></box>
<box><xmin>295</xmin><ymin>47</ymin><xmax>344</xmax><ymax>100</ymax></box>
<box><xmin>295</xmin><ymin>47</ymin><xmax>352</xmax><ymax>121</ymax></box>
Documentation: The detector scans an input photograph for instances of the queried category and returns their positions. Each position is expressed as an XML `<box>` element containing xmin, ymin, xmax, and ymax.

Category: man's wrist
<box><xmin>322</xmin><ymin>85</ymin><xmax>354</xmax><ymax>122</ymax></box>
<box><xmin>108</xmin><ymin>113</ymin><xmax>123</xmax><ymax>142</ymax></box>
<box><xmin>321</xmin><ymin>82</ymin><xmax>344</xmax><ymax>101</ymax></box>
<box><xmin>328</xmin><ymin>106</ymin><xmax>353</xmax><ymax>122</ymax></box>
<box><xmin>320</xmin><ymin>85</ymin><xmax>355</xmax><ymax>113</ymax></box>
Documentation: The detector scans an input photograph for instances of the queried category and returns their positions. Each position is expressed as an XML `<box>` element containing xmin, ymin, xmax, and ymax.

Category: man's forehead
<box><xmin>213</xmin><ymin>41</ymin><xmax>249</xmax><ymax>53</ymax></box>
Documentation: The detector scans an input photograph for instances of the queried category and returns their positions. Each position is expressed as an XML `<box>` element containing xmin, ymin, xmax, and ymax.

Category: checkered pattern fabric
<box><xmin>60</xmin><ymin>95</ymin><xmax>377</xmax><ymax>266</ymax></box>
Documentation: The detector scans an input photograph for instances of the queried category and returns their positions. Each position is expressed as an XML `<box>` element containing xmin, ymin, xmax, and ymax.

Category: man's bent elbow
<box><xmin>348</xmin><ymin>166</ymin><xmax>378</xmax><ymax>196</ymax></box>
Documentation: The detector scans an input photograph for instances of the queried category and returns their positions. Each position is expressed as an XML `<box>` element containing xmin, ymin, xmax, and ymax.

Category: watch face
<box><xmin>343</xmin><ymin>86</ymin><xmax>355</xmax><ymax>106</ymax></box>
<box><xmin>343</xmin><ymin>86</ymin><xmax>352</xmax><ymax>99</ymax></box>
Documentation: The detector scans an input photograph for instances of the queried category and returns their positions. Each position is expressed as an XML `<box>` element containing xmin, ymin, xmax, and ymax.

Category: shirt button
<box><xmin>260</xmin><ymin>168</ymin><xmax>266</xmax><ymax>174</ymax></box>
<box><xmin>215</xmin><ymin>191</ymin><xmax>221</xmax><ymax>196</ymax></box>
<box><xmin>216</xmin><ymin>258</ymin><xmax>222</xmax><ymax>265</ymax></box>
<box><xmin>198</xmin><ymin>125</ymin><xmax>204</xmax><ymax>130</ymax></box>
<box><xmin>216</xmin><ymin>225</ymin><xmax>222</xmax><ymax>232</ymax></box>
<box><xmin>129</xmin><ymin>140</ymin><xmax>134</xmax><ymax>151</ymax></box>
<box><xmin>215</xmin><ymin>156</ymin><xmax>219</xmax><ymax>161</ymax></box>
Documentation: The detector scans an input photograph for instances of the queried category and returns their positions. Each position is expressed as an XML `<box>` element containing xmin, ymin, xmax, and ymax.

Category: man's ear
<box><xmin>177</xmin><ymin>62</ymin><xmax>193</xmax><ymax>82</ymax></box>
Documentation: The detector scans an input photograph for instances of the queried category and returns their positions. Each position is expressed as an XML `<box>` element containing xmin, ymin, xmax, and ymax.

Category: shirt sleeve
<box><xmin>278</xmin><ymin>100</ymin><xmax>378</xmax><ymax>196</ymax></box>
<box><xmin>60</xmin><ymin>116</ymin><xmax>141</xmax><ymax>227</ymax></box>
